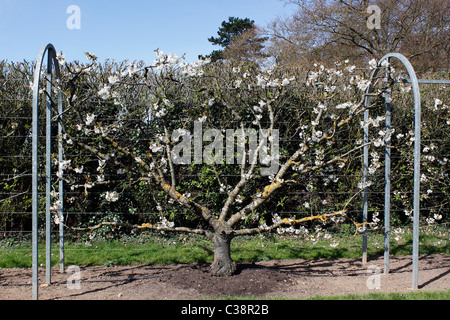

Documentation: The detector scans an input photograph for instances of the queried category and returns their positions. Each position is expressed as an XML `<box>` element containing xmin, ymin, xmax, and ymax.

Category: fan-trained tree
<box><xmin>41</xmin><ymin>51</ymin><xmax>448</xmax><ymax>276</ymax></box>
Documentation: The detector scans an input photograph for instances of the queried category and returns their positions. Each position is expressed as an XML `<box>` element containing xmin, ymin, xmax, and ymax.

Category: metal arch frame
<box><xmin>31</xmin><ymin>43</ymin><xmax>64</xmax><ymax>300</ymax></box>
<box><xmin>362</xmin><ymin>52</ymin><xmax>422</xmax><ymax>290</ymax></box>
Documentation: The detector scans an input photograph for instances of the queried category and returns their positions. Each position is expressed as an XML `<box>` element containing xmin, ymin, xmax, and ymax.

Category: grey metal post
<box><xmin>411</xmin><ymin>72</ymin><xmax>421</xmax><ymax>291</ymax></box>
<box><xmin>31</xmin><ymin>47</ymin><xmax>44</xmax><ymax>301</ymax></box>
<box><xmin>362</xmin><ymin>66</ymin><xmax>378</xmax><ymax>265</ymax></box>
<box><xmin>411</xmin><ymin>76</ymin><xmax>448</xmax><ymax>288</ymax></box>
<box><xmin>363</xmin><ymin>53</ymin><xmax>422</xmax><ymax>289</ymax></box>
<box><xmin>377</xmin><ymin>53</ymin><xmax>421</xmax><ymax>289</ymax></box>
<box><xmin>45</xmin><ymin>48</ymin><xmax>53</xmax><ymax>285</ymax></box>
<box><xmin>58</xmin><ymin>81</ymin><xmax>64</xmax><ymax>272</ymax></box>
<box><xmin>31</xmin><ymin>43</ymin><xmax>62</xmax><ymax>299</ymax></box>
<box><xmin>362</xmin><ymin>107</ymin><xmax>369</xmax><ymax>265</ymax></box>
<box><xmin>384</xmin><ymin>66</ymin><xmax>391</xmax><ymax>274</ymax></box>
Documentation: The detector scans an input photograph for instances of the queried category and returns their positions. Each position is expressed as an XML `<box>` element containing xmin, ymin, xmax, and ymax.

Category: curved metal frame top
<box><xmin>362</xmin><ymin>52</ymin><xmax>421</xmax><ymax>290</ymax></box>
<box><xmin>31</xmin><ymin>43</ymin><xmax>64</xmax><ymax>300</ymax></box>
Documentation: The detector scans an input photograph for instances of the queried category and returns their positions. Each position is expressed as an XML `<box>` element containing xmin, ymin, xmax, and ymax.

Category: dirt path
<box><xmin>0</xmin><ymin>254</ymin><xmax>448</xmax><ymax>300</ymax></box>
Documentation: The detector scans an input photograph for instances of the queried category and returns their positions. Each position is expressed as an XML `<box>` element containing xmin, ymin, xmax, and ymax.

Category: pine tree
<box><xmin>207</xmin><ymin>17</ymin><xmax>256</xmax><ymax>62</ymax></box>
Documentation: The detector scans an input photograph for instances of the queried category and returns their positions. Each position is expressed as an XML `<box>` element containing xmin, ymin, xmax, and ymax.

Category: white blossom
<box><xmin>372</xmin><ymin>211</ymin><xmax>380</xmax><ymax>224</ymax></box>
<box><xmin>335</xmin><ymin>102</ymin><xmax>353</xmax><ymax>109</ymax></box>
<box><xmin>85</xmin><ymin>113</ymin><xmax>96</xmax><ymax>126</ymax></box>
<box><xmin>105</xmin><ymin>191</ymin><xmax>119</xmax><ymax>202</ymax></box>
<box><xmin>74</xmin><ymin>166</ymin><xmax>84</xmax><ymax>174</ymax></box>
<box><xmin>256</xmin><ymin>74</ymin><xmax>267</xmax><ymax>87</ymax></box>
<box><xmin>135</xmin><ymin>156</ymin><xmax>144</xmax><ymax>164</ymax></box>
<box><xmin>373</xmin><ymin>137</ymin><xmax>384</xmax><ymax>147</ymax></box>
<box><xmin>368</xmin><ymin>58</ymin><xmax>377</xmax><ymax>69</ymax></box>
<box><xmin>126</xmin><ymin>63</ymin><xmax>140</xmax><ymax>76</ymax></box>
<box><xmin>59</xmin><ymin>160</ymin><xmax>71</xmax><ymax>171</ymax></box>
<box><xmin>380</xmin><ymin>60</ymin><xmax>390</xmax><ymax>68</ymax></box>
<box><xmin>197</xmin><ymin>116</ymin><xmax>207</xmax><ymax>122</ymax></box>
<box><xmin>56</xmin><ymin>52</ymin><xmax>66</xmax><ymax>66</ymax></box>
<box><xmin>159</xmin><ymin>216</ymin><xmax>174</xmax><ymax>228</ymax></box>
<box><xmin>84</xmin><ymin>182</ymin><xmax>94</xmax><ymax>189</ymax></box>
<box><xmin>307</xmin><ymin>71</ymin><xmax>319</xmax><ymax>84</ymax></box>
<box><xmin>167</xmin><ymin>53</ymin><xmax>181</xmax><ymax>65</ymax></box>
<box><xmin>357</xmin><ymin>79</ymin><xmax>371</xmax><ymax>91</ymax></box>
<box><xmin>253</xmin><ymin>105</ymin><xmax>263</xmax><ymax>113</ymax></box>
<box><xmin>357</xmin><ymin>180</ymin><xmax>372</xmax><ymax>190</ymax></box>
<box><xmin>330</xmin><ymin>242</ymin><xmax>340</xmax><ymax>248</ymax></box>
<box><xmin>150</xmin><ymin>142</ymin><xmax>163</xmax><ymax>153</ymax></box>
<box><xmin>98</xmin><ymin>85</ymin><xmax>111</xmax><ymax>99</ymax></box>
<box><xmin>281</xmin><ymin>78</ymin><xmax>290</xmax><ymax>86</ymax></box>
<box><xmin>50</xmin><ymin>200</ymin><xmax>62</xmax><ymax>212</ymax></box>
<box><xmin>53</xmin><ymin>212</ymin><xmax>63</xmax><ymax>225</ymax></box>
<box><xmin>108</xmin><ymin>75</ymin><xmax>120</xmax><ymax>85</ymax></box>
<box><xmin>434</xmin><ymin>98</ymin><xmax>442</xmax><ymax>110</ymax></box>
<box><xmin>233</xmin><ymin>79</ymin><xmax>243</xmax><ymax>88</ymax></box>
<box><xmin>346</xmin><ymin>65</ymin><xmax>356</xmax><ymax>72</ymax></box>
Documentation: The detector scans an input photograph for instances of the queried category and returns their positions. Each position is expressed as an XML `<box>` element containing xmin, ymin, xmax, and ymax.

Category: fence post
<box><xmin>31</xmin><ymin>43</ymin><xmax>63</xmax><ymax>299</ymax></box>
<box><xmin>362</xmin><ymin>107</ymin><xmax>369</xmax><ymax>265</ymax></box>
<box><xmin>45</xmin><ymin>47</ymin><xmax>53</xmax><ymax>285</ymax></box>
<box><xmin>363</xmin><ymin>52</ymin><xmax>422</xmax><ymax>290</ymax></box>
<box><xmin>362</xmin><ymin>65</ymin><xmax>379</xmax><ymax>265</ymax></box>
<box><xmin>384</xmin><ymin>59</ymin><xmax>391</xmax><ymax>274</ymax></box>
<box><xmin>31</xmin><ymin>46</ymin><xmax>42</xmax><ymax>301</ymax></box>
<box><xmin>411</xmin><ymin>67</ymin><xmax>421</xmax><ymax>291</ymax></box>
<box><xmin>58</xmin><ymin>93</ymin><xmax>64</xmax><ymax>273</ymax></box>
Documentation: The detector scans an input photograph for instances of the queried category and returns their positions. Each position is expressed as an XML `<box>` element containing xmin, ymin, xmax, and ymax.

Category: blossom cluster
<box><xmin>269</xmin><ymin>212</ymin><xmax>342</xmax><ymax>247</ymax></box>
<box><xmin>152</xmin><ymin>49</ymin><xmax>211</xmax><ymax>77</ymax></box>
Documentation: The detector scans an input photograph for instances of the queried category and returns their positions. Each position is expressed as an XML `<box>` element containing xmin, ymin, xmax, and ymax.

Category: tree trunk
<box><xmin>210</xmin><ymin>233</ymin><xmax>236</xmax><ymax>276</ymax></box>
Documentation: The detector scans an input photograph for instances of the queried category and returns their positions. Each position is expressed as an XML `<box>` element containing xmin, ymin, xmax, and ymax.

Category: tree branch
<box><xmin>66</xmin><ymin>221</ymin><xmax>213</xmax><ymax>239</ymax></box>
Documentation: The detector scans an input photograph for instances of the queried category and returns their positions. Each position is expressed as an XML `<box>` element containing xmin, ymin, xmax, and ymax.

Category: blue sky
<box><xmin>0</xmin><ymin>0</ymin><xmax>296</xmax><ymax>64</ymax></box>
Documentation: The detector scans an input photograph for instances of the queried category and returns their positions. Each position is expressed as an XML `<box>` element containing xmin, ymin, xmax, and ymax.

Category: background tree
<box><xmin>266</xmin><ymin>0</ymin><xmax>449</xmax><ymax>73</ymax></box>
<box><xmin>207</xmin><ymin>17</ymin><xmax>267</xmax><ymax>62</ymax></box>
<box><xmin>221</xmin><ymin>26</ymin><xmax>269</xmax><ymax>63</ymax></box>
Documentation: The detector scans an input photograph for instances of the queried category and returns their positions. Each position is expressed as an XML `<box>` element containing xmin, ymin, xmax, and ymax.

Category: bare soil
<box><xmin>0</xmin><ymin>254</ymin><xmax>448</xmax><ymax>300</ymax></box>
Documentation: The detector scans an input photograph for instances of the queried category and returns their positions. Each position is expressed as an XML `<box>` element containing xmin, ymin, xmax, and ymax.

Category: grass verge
<box><xmin>0</xmin><ymin>229</ymin><xmax>448</xmax><ymax>268</ymax></box>
<box><xmin>308</xmin><ymin>289</ymin><xmax>450</xmax><ymax>300</ymax></box>
<box><xmin>210</xmin><ymin>290</ymin><xmax>450</xmax><ymax>300</ymax></box>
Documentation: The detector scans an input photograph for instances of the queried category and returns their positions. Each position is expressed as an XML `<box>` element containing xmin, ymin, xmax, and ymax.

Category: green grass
<box><xmin>0</xmin><ymin>237</ymin><xmax>212</xmax><ymax>268</ymax></box>
<box><xmin>210</xmin><ymin>290</ymin><xmax>450</xmax><ymax>300</ymax></box>
<box><xmin>0</xmin><ymin>229</ymin><xmax>448</xmax><ymax>268</ymax></box>
<box><xmin>308</xmin><ymin>290</ymin><xmax>450</xmax><ymax>300</ymax></box>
